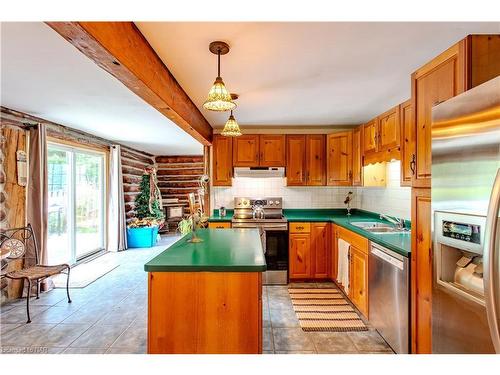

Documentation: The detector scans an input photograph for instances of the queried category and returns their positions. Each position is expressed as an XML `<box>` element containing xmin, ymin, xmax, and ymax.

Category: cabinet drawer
<box><xmin>334</xmin><ymin>225</ymin><xmax>369</xmax><ymax>254</ymax></box>
<box><xmin>208</xmin><ymin>222</ymin><xmax>231</xmax><ymax>229</ymax></box>
<box><xmin>289</xmin><ymin>222</ymin><xmax>311</xmax><ymax>233</ymax></box>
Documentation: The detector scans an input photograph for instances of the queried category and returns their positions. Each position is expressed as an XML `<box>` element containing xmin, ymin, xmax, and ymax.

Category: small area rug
<box><xmin>288</xmin><ymin>286</ymin><xmax>368</xmax><ymax>332</ymax></box>
<box><xmin>52</xmin><ymin>252</ymin><xmax>119</xmax><ymax>288</ymax></box>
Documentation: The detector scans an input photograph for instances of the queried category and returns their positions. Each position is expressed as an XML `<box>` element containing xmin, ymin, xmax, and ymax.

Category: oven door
<box><xmin>264</xmin><ymin>230</ymin><xmax>289</xmax><ymax>285</ymax></box>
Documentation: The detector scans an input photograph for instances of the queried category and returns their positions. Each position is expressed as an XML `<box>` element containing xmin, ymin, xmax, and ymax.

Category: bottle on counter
<box><xmin>219</xmin><ymin>206</ymin><xmax>226</xmax><ymax>217</ymax></box>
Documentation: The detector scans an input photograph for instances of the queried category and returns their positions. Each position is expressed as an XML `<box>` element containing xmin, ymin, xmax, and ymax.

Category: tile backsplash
<box><xmin>211</xmin><ymin>161</ymin><xmax>411</xmax><ymax>219</ymax></box>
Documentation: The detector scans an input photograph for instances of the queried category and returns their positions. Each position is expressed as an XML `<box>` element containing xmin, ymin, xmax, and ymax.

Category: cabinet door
<box><xmin>352</xmin><ymin>127</ymin><xmax>363</xmax><ymax>186</ymax></box>
<box><xmin>378</xmin><ymin>106</ymin><xmax>401</xmax><ymax>151</ymax></box>
<box><xmin>331</xmin><ymin>226</ymin><xmax>338</xmax><ymax>280</ymax></box>
<box><xmin>311</xmin><ymin>223</ymin><xmax>329</xmax><ymax>279</ymax></box>
<box><xmin>411</xmin><ymin>188</ymin><xmax>432</xmax><ymax>354</ymax></box>
<box><xmin>212</xmin><ymin>135</ymin><xmax>233</xmax><ymax>186</ymax></box>
<box><xmin>289</xmin><ymin>233</ymin><xmax>311</xmax><ymax>279</ymax></box>
<box><xmin>349</xmin><ymin>246</ymin><xmax>368</xmax><ymax>318</ymax></box>
<box><xmin>286</xmin><ymin>135</ymin><xmax>306</xmax><ymax>186</ymax></box>
<box><xmin>400</xmin><ymin>100</ymin><xmax>414</xmax><ymax>186</ymax></box>
<box><xmin>233</xmin><ymin>135</ymin><xmax>259</xmax><ymax>167</ymax></box>
<box><xmin>412</xmin><ymin>42</ymin><xmax>466</xmax><ymax>188</ymax></box>
<box><xmin>259</xmin><ymin>135</ymin><xmax>286</xmax><ymax>167</ymax></box>
<box><xmin>363</xmin><ymin>119</ymin><xmax>378</xmax><ymax>155</ymax></box>
<box><xmin>305</xmin><ymin>135</ymin><xmax>326</xmax><ymax>186</ymax></box>
<box><xmin>327</xmin><ymin>131</ymin><xmax>352</xmax><ymax>186</ymax></box>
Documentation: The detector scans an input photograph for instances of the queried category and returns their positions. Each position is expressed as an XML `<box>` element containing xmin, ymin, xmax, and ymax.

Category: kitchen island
<box><xmin>144</xmin><ymin>228</ymin><xmax>266</xmax><ymax>354</ymax></box>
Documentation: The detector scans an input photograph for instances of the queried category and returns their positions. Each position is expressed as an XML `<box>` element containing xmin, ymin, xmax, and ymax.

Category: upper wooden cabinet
<box><xmin>352</xmin><ymin>127</ymin><xmax>363</xmax><ymax>186</ymax></box>
<box><xmin>411</xmin><ymin>35</ymin><xmax>500</xmax><ymax>188</ymax></box>
<box><xmin>233</xmin><ymin>135</ymin><xmax>260</xmax><ymax>167</ymax></box>
<box><xmin>400</xmin><ymin>99</ymin><xmax>414</xmax><ymax>186</ymax></box>
<box><xmin>212</xmin><ymin>135</ymin><xmax>233</xmax><ymax>186</ymax></box>
<box><xmin>363</xmin><ymin>118</ymin><xmax>378</xmax><ymax>155</ymax></box>
<box><xmin>327</xmin><ymin>131</ymin><xmax>352</xmax><ymax>186</ymax></box>
<box><xmin>286</xmin><ymin>135</ymin><xmax>307</xmax><ymax>186</ymax></box>
<box><xmin>378</xmin><ymin>106</ymin><xmax>400</xmax><ymax>151</ymax></box>
<box><xmin>259</xmin><ymin>135</ymin><xmax>286</xmax><ymax>167</ymax></box>
<box><xmin>305</xmin><ymin>135</ymin><xmax>326</xmax><ymax>186</ymax></box>
<box><xmin>233</xmin><ymin>134</ymin><xmax>285</xmax><ymax>167</ymax></box>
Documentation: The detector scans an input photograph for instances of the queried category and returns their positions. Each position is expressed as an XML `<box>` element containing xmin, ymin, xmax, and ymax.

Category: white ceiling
<box><xmin>136</xmin><ymin>22</ymin><xmax>500</xmax><ymax>127</ymax></box>
<box><xmin>0</xmin><ymin>22</ymin><xmax>203</xmax><ymax>155</ymax></box>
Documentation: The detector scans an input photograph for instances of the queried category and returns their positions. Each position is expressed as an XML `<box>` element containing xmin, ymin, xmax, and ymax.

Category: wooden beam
<box><xmin>46</xmin><ymin>22</ymin><xmax>213</xmax><ymax>146</ymax></box>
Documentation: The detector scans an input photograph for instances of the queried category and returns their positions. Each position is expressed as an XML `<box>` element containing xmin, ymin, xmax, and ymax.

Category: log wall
<box><xmin>155</xmin><ymin>155</ymin><xmax>205</xmax><ymax>232</ymax></box>
<box><xmin>0</xmin><ymin>122</ymin><xmax>27</xmax><ymax>301</ymax></box>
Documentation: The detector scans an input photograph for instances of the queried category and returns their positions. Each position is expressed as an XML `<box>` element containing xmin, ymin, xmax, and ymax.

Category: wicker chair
<box><xmin>0</xmin><ymin>224</ymin><xmax>71</xmax><ymax>323</ymax></box>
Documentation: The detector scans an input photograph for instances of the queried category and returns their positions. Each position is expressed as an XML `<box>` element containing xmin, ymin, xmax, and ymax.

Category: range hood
<box><xmin>233</xmin><ymin>167</ymin><xmax>285</xmax><ymax>178</ymax></box>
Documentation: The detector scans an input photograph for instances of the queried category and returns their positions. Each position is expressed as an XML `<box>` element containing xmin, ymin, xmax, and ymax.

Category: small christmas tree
<box><xmin>135</xmin><ymin>168</ymin><xmax>164</xmax><ymax>222</ymax></box>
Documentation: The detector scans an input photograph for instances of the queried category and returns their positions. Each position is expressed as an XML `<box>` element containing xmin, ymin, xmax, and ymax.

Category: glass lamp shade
<box><xmin>203</xmin><ymin>77</ymin><xmax>236</xmax><ymax>112</ymax></box>
<box><xmin>221</xmin><ymin>113</ymin><xmax>242</xmax><ymax>137</ymax></box>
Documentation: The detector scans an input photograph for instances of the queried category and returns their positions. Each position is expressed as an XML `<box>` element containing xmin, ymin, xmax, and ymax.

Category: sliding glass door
<box><xmin>47</xmin><ymin>143</ymin><xmax>105</xmax><ymax>265</ymax></box>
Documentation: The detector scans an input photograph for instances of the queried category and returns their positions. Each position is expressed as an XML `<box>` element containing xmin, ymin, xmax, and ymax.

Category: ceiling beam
<box><xmin>46</xmin><ymin>22</ymin><xmax>213</xmax><ymax>145</ymax></box>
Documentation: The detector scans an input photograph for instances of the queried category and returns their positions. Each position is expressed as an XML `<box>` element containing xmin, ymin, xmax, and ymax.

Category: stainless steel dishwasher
<box><xmin>369</xmin><ymin>242</ymin><xmax>410</xmax><ymax>354</ymax></box>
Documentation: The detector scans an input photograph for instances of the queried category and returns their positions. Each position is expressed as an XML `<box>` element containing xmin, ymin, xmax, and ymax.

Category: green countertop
<box><xmin>144</xmin><ymin>228</ymin><xmax>266</xmax><ymax>272</ymax></box>
<box><xmin>208</xmin><ymin>208</ymin><xmax>411</xmax><ymax>257</ymax></box>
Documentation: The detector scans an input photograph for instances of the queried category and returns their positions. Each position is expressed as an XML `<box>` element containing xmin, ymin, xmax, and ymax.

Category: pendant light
<box><xmin>221</xmin><ymin>94</ymin><xmax>242</xmax><ymax>137</ymax></box>
<box><xmin>203</xmin><ymin>41</ymin><xmax>236</xmax><ymax>112</ymax></box>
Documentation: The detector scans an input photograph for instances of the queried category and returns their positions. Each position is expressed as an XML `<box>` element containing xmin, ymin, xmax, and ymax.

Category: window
<box><xmin>47</xmin><ymin>143</ymin><xmax>106</xmax><ymax>265</ymax></box>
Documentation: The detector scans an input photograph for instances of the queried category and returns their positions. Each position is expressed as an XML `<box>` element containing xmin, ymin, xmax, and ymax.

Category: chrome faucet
<box><xmin>380</xmin><ymin>214</ymin><xmax>405</xmax><ymax>230</ymax></box>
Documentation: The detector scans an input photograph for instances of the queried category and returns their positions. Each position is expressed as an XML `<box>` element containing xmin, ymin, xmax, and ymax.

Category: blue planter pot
<box><xmin>127</xmin><ymin>226</ymin><xmax>159</xmax><ymax>248</ymax></box>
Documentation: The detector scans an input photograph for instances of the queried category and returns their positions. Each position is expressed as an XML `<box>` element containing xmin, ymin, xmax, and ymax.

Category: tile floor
<box><xmin>1</xmin><ymin>236</ymin><xmax>393</xmax><ymax>355</ymax></box>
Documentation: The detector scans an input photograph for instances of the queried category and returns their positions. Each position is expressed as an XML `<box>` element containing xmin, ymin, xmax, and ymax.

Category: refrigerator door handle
<box><xmin>484</xmin><ymin>169</ymin><xmax>500</xmax><ymax>353</ymax></box>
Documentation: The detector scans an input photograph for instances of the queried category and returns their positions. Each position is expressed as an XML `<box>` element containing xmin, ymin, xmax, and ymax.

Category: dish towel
<box><xmin>337</xmin><ymin>238</ymin><xmax>350</xmax><ymax>294</ymax></box>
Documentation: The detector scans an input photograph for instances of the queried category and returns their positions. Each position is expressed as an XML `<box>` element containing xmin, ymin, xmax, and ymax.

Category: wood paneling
<box><xmin>289</xmin><ymin>233</ymin><xmax>311</xmax><ymax>279</ymax></box>
<box><xmin>327</xmin><ymin>131</ymin><xmax>352</xmax><ymax>186</ymax></box>
<box><xmin>311</xmin><ymin>223</ymin><xmax>330</xmax><ymax>279</ymax></box>
<box><xmin>467</xmin><ymin>35</ymin><xmax>500</xmax><ymax>88</ymax></box>
<box><xmin>286</xmin><ymin>135</ymin><xmax>306</xmax><ymax>186</ymax></box>
<box><xmin>352</xmin><ymin>127</ymin><xmax>363</xmax><ymax>186</ymax></box>
<box><xmin>233</xmin><ymin>135</ymin><xmax>259</xmax><ymax>167</ymax></box>
<box><xmin>212</xmin><ymin>135</ymin><xmax>233</xmax><ymax>186</ymax></box>
<box><xmin>259</xmin><ymin>135</ymin><xmax>286</xmax><ymax>167</ymax></box>
<box><xmin>148</xmin><ymin>271</ymin><xmax>262</xmax><ymax>354</ymax></box>
<box><xmin>400</xmin><ymin>99</ymin><xmax>414</xmax><ymax>186</ymax></box>
<box><xmin>349</xmin><ymin>246</ymin><xmax>369</xmax><ymax>318</ymax></box>
<box><xmin>411</xmin><ymin>187</ymin><xmax>432</xmax><ymax>354</ymax></box>
<box><xmin>47</xmin><ymin>22</ymin><xmax>213</xmax><ymax>145</ymax></box>
<box><xmin>305</xmin><ymin>135</ymin><xmax>326</xmax><ymax>186</ymax></box>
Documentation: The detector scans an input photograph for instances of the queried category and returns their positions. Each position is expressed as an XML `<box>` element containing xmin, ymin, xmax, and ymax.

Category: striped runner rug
<box><xmin>288</xmin><ymin>287</ymin><xmax>368</xmax><ymax>332</ymax></box>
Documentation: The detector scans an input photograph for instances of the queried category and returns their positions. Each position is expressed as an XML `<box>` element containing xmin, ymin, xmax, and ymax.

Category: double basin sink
<box><xmin>350</xmin><ymin>221</ymin><xmax>408</xmax><ymax>234</ymax></box>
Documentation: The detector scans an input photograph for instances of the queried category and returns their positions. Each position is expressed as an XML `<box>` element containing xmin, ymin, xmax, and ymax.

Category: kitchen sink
<box><xmin>351</xmin><ymin>221</ymin><xmax>406</xmax><ymax>234</ymax></box>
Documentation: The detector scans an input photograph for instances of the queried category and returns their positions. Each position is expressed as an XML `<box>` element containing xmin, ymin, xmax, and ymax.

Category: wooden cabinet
<box><xmin>289</xmin><ymin>233</ymin><xmax>311</xmax><ymax>279</ymax></box>
<box><xmin>411</xmin><ymin>188</ymin><xmax>432</xmax><ymax>354</ymax></box>
<box><xmin>326</xmin><ymin>131</ymin><xmax>352</xmax><ymax>186</ymax></box>
<box><xmin>400</xmin><ymin>99</ymin><xmax>414</xmax><ymax>186</ymax></box>
<box><xmin>305</xmin><ymin>135</ymin><xmax>326</xmax><ymax>186</ymax></box>
<box><xmin>233</xmin><ymin>135</ymin><xmax>260</xmax><ymax>167</ymax></box>
<box><xmin>311</xmin><ymin>223</ymin><xmax>330</xmax><ymax>279</ymax></box>
<box><xmin>259</xmin><ymin>135</ymin><xmax>286</xmax><ymax>167</ymax></box>
<box><xmin>362</xmin><ymin>118</ymin><xmax>378</xmax><ymax>155</ymax></box>
<box><xmin>289</xmin><ymin>222</ymin><xmax>330</xmax><ymax>280</ymax></box>
<box><xmin>212</xmin><ymin>135</ymin><xmax>233</xmax><ymax>186</ymax></box>
<box><xmin>233</xmin><ymin>134</ymin><xmax>285</xmax><ymax>167</ymax></box>
<box><xmin>286</xmin><ymin>135</ymin><xmax>306</xmax><ymax>186</ymax></box>
<box><xmin>411</xmin><ymin>35</ymin><xmax>500</xmax><ymax>188</ymax></box>
<box><xmin>352</xmin><ymin>127</ymin><xmax>363</xmax><ymax>186</ymax></box>
<box><xmin>349</xmin><ymin>246</ymin><xmax>369</xmax><ymax>318</ymax></box>
<box><xmin>378</xmin><ymin>106</ymin><xmax>400</xmax><ymax>151</ymax></box>
<box><xmin>208</xmin><ymin>222</ymin><xmax>231</xmax><ymax>229</ymax></box>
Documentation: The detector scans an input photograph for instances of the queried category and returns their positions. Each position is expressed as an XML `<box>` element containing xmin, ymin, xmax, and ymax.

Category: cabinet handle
<box><xmin>260</xmin><ymin>152</ymin><xmax>263</xmax><ymax>161</ymax></box>
<box><xmin>410</xmin><ymin>154</ymin><xmax>416</xmax><ymax>175</ymax></box>
<box><xmin>297</xmin><ymin>226</ymin><xmax>304</xmax><ymax>230</ymax></box>
<box><xmin>348</xmin><ymin>170</ymin><xmax>353</xmax><ymax>180</ymax></box>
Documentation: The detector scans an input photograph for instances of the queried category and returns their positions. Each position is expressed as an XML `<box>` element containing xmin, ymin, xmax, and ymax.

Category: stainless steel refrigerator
<box><xmin>431</xmin><ymin>75</ymin><xmax>500</xmax><ymax>353</ymax></box>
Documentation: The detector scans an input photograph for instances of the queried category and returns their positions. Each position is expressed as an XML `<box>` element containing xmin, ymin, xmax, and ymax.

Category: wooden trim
<box><xmin>46</xmin><ymin>22</ymin><xmax>213</xmax><ymax>146</ymax></box>
<box><xmin>47</xmin><ymin>136</ymin><xmax>109</xmax><ymax>153</ymax></box>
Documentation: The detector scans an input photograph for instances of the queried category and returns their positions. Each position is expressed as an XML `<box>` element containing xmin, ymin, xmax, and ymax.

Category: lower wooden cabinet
<box><xmin>349</xmin><ymin>246</ymin><xmax>369</xmax><ymax>318</ymax></box>
<box><xmin>208</xmin><ymin>222</ymin><xmax>231</xmax><ymax>229</ymax></box>
<box><xmin>289</xmin><ymin>222</ymin><xmax>330</xmax><ymax>280</ymax></box>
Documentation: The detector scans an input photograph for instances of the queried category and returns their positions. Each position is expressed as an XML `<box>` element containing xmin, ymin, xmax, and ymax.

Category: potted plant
<box><xmin>127</xmin><ymin>167</ymin><xmax>165</xmax><ymax>248</ymax></box>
